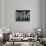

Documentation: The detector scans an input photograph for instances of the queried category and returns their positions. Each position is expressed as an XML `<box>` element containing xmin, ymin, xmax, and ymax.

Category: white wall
<box><xmin>42</xmin><ymin>0</ymin><xmax>46</xmax><ymax>37</ymax></box>
<box><xmin>0</xmin><ymin>0</ymin><xmax>3</xmax><ymax>28</ymax></box>
<box><xmin>0</xmin><ymin>0</ymin><xmax>3</xmax><ymax>33</ymax></box>
<box><xmin>4</xmin><ymin>0</ymin><xmax>42</xmax><ymax>32</ymax></box>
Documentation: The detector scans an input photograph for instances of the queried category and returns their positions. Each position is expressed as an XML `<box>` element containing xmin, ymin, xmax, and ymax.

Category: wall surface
<box><xmin>0</xmin><ymin>0</ymin><xmax>3</xmax><ymax>33</ymax></box>
<box><xmin>42</xmin><ymin>0</ymin><xmax>46</xmax><ymax>37</ymax></box>
<box><xmin>0</xmin><ymin>0</ymin><xmax>3</xmax><ymax>28</ymax></box>
<box><xmin>4</xmin><ymin>0</ymin><xmax>42</xmax><ymax>32</ymax></box>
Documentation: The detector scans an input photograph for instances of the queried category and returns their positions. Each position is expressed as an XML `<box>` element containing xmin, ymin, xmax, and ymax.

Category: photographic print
<box><xmin>16</xmin><ymin>10</ymin><xmax>30</xmax><ymax>21</ymax></box>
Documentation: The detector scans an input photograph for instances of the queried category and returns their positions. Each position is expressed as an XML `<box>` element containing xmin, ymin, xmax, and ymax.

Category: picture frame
<box><xmin>16</xmin><ymin>10</ymin><xmax>30</xmax><ymax>21</ymax></box>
